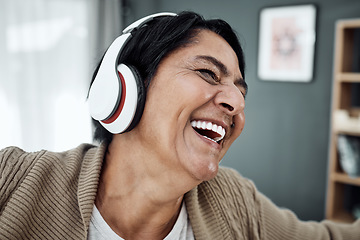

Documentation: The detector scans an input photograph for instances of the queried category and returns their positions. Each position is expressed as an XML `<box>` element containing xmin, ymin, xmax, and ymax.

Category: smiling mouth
<box><xmin>191</xmin><ymin>120</ymin><xmax>226</xmax><ymax>144</ymax></box>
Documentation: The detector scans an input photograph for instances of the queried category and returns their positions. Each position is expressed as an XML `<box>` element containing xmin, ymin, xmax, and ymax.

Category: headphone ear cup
<box><xmin>99</xmin><ymin>64</ymin><xmax>145</xmax><ymax>134</ymax></box>
<box><xmin>122</xmin><ymin>65</ymin><xmax>145</xmax><ymax>133</ymax></box>
<box><xmin>89</xmin><ymin>12</ymin><xmax>177</xmax><ymax>135</ymax></box>
<box><xmin>88</xmin><ymin>34</ymin><xmax>130</xmax><ymax>122</ymax></box>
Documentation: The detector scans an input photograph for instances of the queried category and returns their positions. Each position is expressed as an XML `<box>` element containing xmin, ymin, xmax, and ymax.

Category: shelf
<box><xmin>331</xmin><ymin>172</ymin><xmax>360</xmax><ymax>186</ymax></box>
<box><xmin>327</xmin><ymin>18</ymin><xmax>360</xmax><ymax>223</ymax></box>
<box><xmin>336</xmin><ymin>73</ymin><xmax>360</xmax><ymax>82</ymax></box>
<box><xmin>338</xmin><ymin>19</ymin><xmax>360</xmax><ymax>28</ymax></box>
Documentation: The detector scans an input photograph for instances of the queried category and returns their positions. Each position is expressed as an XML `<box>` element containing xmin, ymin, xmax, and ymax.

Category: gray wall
<box><xmin>126</xmin><ymin>0</ymin><xmax>360</xmax><ymax>221</ymax></box>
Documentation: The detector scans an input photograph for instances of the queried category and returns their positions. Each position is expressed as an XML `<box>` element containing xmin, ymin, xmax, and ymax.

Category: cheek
<box><xmin>146</xmin><ymin>81</ymin><xmax>177</xmax><ymax>115</ymax></box>
<box><xmin>140</xmin><ymin>75</ymin><xmax>197</xmax><ymax>136</ymax></box>
<box><xmin>177</xmin><ymin>75</ymin><xmax>215</xmax><ymax>106</ymax></box>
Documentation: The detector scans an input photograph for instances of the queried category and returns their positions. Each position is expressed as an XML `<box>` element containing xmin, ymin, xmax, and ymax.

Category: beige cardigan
<box><xmin>0</xmin><ymin>143</ymin><xmax>359</xmax><ymax>239</ymax></box>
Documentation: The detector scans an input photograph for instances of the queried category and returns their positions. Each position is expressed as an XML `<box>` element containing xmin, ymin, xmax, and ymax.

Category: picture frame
<box><xmin>257</xmin><ymin>4</ymin><xmax>317</xmax><ymax>82</ymax></box>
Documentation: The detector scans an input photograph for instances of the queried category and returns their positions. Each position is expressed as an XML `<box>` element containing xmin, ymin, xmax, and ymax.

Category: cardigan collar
<box><xmin>77</xmin><ymin>142</ymin><xmax>107</xmax><ymax>234</ymax></box>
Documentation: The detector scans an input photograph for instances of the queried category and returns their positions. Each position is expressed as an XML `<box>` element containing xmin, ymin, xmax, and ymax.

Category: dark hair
<box><xmin>89</xmin><ymin>11</ymin><xmax>246</xmax><ymax>143</ymax></box>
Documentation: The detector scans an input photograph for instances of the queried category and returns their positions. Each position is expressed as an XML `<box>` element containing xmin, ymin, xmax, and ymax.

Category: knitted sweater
<box><xmin>0</xmin><ymin>143</ymin><xmax>359</xmax><ymax>240</ymax></box>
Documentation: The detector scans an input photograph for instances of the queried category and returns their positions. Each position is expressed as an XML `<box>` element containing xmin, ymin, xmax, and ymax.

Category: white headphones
<box><xmin>88</xmin><ymin>12</ymin><xmax>177</xmax><ymax>134</ymax></box>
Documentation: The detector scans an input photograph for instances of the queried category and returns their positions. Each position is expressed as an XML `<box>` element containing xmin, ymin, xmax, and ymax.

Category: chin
<box><xmin>193</xmin><ymin>161</ymin><xmax>219</xmax><ymax>182</ymax></box>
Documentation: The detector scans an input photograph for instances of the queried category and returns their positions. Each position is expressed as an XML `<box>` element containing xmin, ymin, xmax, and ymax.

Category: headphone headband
<box><xmin>123</xmin><ymin>12</ymin><xmax>177</xmax><ymax>34</ymax></box>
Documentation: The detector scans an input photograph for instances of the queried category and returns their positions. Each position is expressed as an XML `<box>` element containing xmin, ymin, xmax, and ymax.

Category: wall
<box><xmin>127</xmin><ymin>0</ymin><xmax>360</xmax><ymax>221</ymax></box>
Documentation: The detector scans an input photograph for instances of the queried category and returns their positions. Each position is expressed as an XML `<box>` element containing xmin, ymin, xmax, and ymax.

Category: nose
<box><xmin>215</xmin><ymin>84</ymin><xmax>245</xmax><ymax>115</ymax></box>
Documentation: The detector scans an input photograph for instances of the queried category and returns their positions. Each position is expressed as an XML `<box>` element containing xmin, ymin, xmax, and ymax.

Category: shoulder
<box><xmin>204</xmin><ymin>167</ymin><xmax>262</xmax><ymax>219</ymax></box>
<box><xmin>0</xmin><ymin>143</ymin><xmax>98</xmax><ymax>172</ymax></box>
<box><xmin>187</xmin><ymin>167</ymin><xmax>263</xmax><ymax>239</ymax></box>
<box><xmin>197</xmin><ymin>166</ymin><xmax>261</xmax><ymax>217</ymax></box>
<box><xmin>0</xmin><ymin>143</ymin><xmax>100</xmax><ymax>193</ymax></box>
<box><xmin>207</xmin><ymin>166</ymin><xmax>257</xmax><ymax>195</ymax></box>
<box><xmin>0</xmin><ymin>143</ymin><xmax>102</xmax><ymax>207</ymax></box>
<box><xmin>0</xmin><ymin>146</ymin><xmax>46</xmax><ymax>179</ymax></box>
<box><xmin>0</xmin><ymin>146</ymin><xmax>43</xmax><ymax>163</ymax></box>
<box><xmin>0</xmin><ymin>146</ymin><xmax>48</xmax><ymax>208</ymax></box>
<box><xmin>42</xmin><ymin>143</ymin><xmax>100</xmax><ymax>168</ymax></box>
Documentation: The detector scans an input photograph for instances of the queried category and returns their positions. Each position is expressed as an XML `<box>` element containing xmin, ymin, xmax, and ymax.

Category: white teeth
<box><xmin>212</xmin><ymin>125</ymin><xmax>217</xmax><ymax>132</ymax></box>
<box><xmin>202</xmin><ymin>135</ymin><xmax>217</xmax><ymax>144</ymax></box>
<box><xmin>190</xmin><ymin>120</ymin><xmax>226</xmax><ymax>142</ymax></box>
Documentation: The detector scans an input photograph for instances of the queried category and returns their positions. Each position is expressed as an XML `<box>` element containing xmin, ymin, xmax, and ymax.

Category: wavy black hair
<box><xmin>89</xmin><ymin>11</ymin><xmax>246</xmax><ymax>143</ymax></box>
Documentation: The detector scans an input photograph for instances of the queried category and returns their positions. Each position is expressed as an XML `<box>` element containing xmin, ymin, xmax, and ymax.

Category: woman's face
<box><xmin>134</xmin><ymin>29</ymin><xmax>246</xmax><ymax>182</ymax></box>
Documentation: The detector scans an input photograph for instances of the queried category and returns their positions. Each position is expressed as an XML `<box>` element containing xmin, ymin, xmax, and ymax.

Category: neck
<box><xmin>95</xmin><ymin>133</ymin><xmax>198</xmax><ymax>239</ymax></box>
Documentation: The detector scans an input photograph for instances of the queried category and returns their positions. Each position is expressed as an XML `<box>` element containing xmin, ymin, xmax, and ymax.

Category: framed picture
<box><xmin>257</xmin><ymin>4</ymin><xmax>316</xmax><ymax>82</ymax></box>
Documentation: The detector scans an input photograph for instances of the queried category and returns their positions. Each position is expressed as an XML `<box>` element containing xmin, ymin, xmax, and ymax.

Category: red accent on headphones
<box><xmin>101</xmin><ymin>71</ymin><xmax>126</xmax><ymax>124</ymax></box>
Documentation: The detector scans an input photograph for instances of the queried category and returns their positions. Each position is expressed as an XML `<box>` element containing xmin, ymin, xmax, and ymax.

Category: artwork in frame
<box><xmin>257</xmin><ymin>4</ymin><xmax>317</xmax><ymax>82</ymax></box>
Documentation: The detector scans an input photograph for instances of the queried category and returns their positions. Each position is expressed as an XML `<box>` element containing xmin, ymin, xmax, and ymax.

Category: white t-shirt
<box><xmin>87</xmin><ymin>202</ymin><xmax>194</xmax><ymax>240</ymax></box>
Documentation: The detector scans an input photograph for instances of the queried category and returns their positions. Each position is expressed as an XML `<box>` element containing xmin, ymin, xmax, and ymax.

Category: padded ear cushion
<box><xmin>122</xmin><ymin>65</ymin><xmax>145</xmax><ymax>133</ymax></box>
<box><xmin>99</xmin><ymin>64</ymin><xmax>145</xmax><ymax>134</ymax></box>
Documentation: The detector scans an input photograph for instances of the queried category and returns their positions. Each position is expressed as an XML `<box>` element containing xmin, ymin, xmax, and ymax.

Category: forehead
<box><xmin>172</xmin><ymin>29</ymin><xmax>241</xmax><ymax>77</ymax></box>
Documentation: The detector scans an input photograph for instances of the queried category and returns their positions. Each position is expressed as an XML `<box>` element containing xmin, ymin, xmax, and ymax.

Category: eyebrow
<box><xmin>195</xmin><ymin>55</ymin><xmax>248</xmax><ymax>96</ymax></box>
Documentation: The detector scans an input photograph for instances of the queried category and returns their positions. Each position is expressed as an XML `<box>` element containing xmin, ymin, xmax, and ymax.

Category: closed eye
<box><xmin>197</xmin><ymin>69</ymin><xmax>219</xmax><ymax>83</ymax></box>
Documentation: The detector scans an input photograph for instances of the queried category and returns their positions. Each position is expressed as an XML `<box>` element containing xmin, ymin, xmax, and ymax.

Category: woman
<box><xmin>0</xmin><ymin>11</ymin><xmax>359</xmax><ymax>240</ymax></box>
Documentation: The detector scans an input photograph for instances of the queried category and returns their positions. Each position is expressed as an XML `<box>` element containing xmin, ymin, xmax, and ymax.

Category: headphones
<box><xmin>88</xmin><ymin>12</ymin><xmax>177</xmax><ymax>134</ymax></box>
